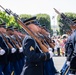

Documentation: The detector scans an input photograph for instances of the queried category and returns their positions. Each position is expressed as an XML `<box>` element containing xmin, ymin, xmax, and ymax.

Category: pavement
<box><xmin>53</xmin><ymin>56</ymin><xmax>66</xmax><ymax>72</ymax></box>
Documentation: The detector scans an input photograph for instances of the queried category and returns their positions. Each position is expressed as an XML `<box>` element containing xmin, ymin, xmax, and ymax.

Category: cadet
<box><xmin>6</xmin><ymin>26</ymin><xmax>21</xmax><ymax>75</ymax></box>
<box><xmin>68</xmin><ymin>19</ymin><xmax>76</xmax><ymax>75</ymax></box>
<box><xmin>13</xmin><ymin>27</ymin><xmax>25</xmax><ymax>74</ymax></box>
<box><xmin>0</xmin><ymin>19</ymin><xmax>11</xmax><ymax>75</ymax></box>
<box><xmin>21</xmin><ymin>16</ymin><xmax>56</xmax><ymax>75</ymax></box>
<box><xmin>60</xmin><ymin>29</ymin><xmax>72</xmax><ymax>75</ymax></box>
<box><xmin>65</xmin><ymin>30</ymin><xmax>72</xmax><ymax>61</ymax></box>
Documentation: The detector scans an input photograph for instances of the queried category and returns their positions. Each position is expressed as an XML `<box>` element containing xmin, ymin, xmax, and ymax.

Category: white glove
<box><xmin>66</xmin><ymin>61</ymin><xmax>70</xmax><ymax>66</ymax></box>
<box><xmin>49</xmin><ymin>50</ymin><xmax>54</xmax><ymax>58</ymax></box>
<box><xmin>11</xmin><ymin>48</ymin><xmax>16</xmax><ymax>53</ymax></box>
<box><xmin>48</xmin><ymin>47</ymin><xmax>52</xmax><ymax>51</ymax></box>
<box><xmin>19</xmin><ymin>47</ymin><xmax>23</xmax><ymax>53</ymax></box>
<box><xmin>0</xmin><ymin>49</ymin><xmax>5</xmax><ymax>55</ymax></box>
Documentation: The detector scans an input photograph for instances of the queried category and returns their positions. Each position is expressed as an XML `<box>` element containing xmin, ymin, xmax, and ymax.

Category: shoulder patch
<box><xmin>30</xmin><ymin>46</ymin><xmax>34</xmax><ymax>51</ymax></box>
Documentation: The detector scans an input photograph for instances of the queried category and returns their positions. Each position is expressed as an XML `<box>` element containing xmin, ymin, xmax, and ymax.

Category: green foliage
<box><xmin>20</xmin><ymin>14</ymin><xmax>32</xmax><ymax>19</ymax></box>
<box><xmin>0</xmin><ymin>10</ymin><xmax>52</xmax><ymax>33</ymax></box>
<box><xmin>0</xmin><ymin>10</ymin><xmax>20</xmax><ymax>29</ymax></box>
<box><xmin>36</xmin><ymin>14</ymin><xmax>51</xmax><ymax>33</ymax></box>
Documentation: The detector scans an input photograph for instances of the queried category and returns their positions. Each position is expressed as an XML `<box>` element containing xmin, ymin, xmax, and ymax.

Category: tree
<box><xmin>20</xmin><ymin>14</ymin><xmax>32</xmax><ymax>19</ymax></box>
<box><xmin>36</xmin><ymin>14</ymin><xmax>52</xmax><ymax>34</ymax></box>
<box><xmin>0</xmin><ymin>10</ymin><xmax>20</xmax><ymax>28</ymax></box>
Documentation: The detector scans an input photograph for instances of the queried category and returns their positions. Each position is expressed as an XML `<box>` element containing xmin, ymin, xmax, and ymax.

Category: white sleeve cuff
<box><xmin>11</xmin><ymin>48</ymin><xmax>16</xmax><ymax>53</ymax></box>
<box><xmin>0</xmin><ymin>49</ymin><xmax>5</xmax><ymax>55</ymax></box>
<box><xmin>48</xmin><ymin>47</ymin><xmax>52</xmax><ymax>51</ymax></box>
<box><xmin>19</xmin><ymin>47</ymin><xmax>23</xmax><ymax>53</ymax></box>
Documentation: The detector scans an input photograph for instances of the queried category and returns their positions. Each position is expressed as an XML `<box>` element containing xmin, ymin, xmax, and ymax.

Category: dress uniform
<box><xmin>69</xmin><ymin>29</ymin><xmax>76</xmax><ymax>74</ymax></box>
<box><xmin>66</xmin><ymin>19</ymin><xmax>76</xmax><ymax>75</ymax></box>
<box><xmin>66</xmin><ymin>30</ymin><xmax>73</xmax><ymax>63</ymax></box>
<box><xmin>60</xmin><ymin>30</ymin><xmax>72</xmax><ymax>75</ymax></box>
<box><xmin>22</xmin><ymin>35</ymin><xmax>51</xmax><ymax>75</ymax></box>
<box><xmin>13</xmin><ymin>27</ymin><xmax>25</xmax><ymax>74</ymax></box>
<box><xmin>21</xmin><ymin>16</ymin><xmax>57</xmax><ymax>75</ymax></box>
<box><xmin>0</xmin><ymin>21</ymin><xmax>11</xmax><ymax>75</ymax></box>
<box><xmin>6</xmin><ymin>26</ymin><xmax>21</xmax><ymax>75</ymax></box>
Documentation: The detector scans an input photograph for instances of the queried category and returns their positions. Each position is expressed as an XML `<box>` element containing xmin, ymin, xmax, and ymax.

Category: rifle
<box><xmin>14</xmin><ymin>34</ymin><xmax>22</xmax><ymax>47</ymax></box>
<box><xmin>0</xmin><ymin>5</ymin><xmax>49</xmax><ymax>52</ymax></box>
<box><xmin>7</xmin><ymin>34</ymin><xmax>20</xmax><ymax>49</ymax></box>
<box><xmin>0</xmin><ymin>31</ymin><xmax>13</xmax><ymax>49</ymax></box>
<box><xmin>37</xmin><ymin>34</ymin><xmax>49</xmax><ymax>49</ymax></box>
<box><xmin>43</xmin><ymin>36</ymin><xmax>55</xmax><ymax>49</ymax></box>
<box><xmin>53</xmin><ymin>8</ymin><xmax>75</xmax><ymax>25</ymax></box>
<box><xmin>39</xmin><ymin>26</ymin><xmax>55</xmax><ymax>48</ymax></box>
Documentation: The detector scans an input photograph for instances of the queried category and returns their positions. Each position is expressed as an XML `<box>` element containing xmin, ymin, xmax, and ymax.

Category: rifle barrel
<box><xmin>0</xmin><ymin>5</ymin><xmax>6</xmax><ymax>11</ymax></box>
<box><xmin>53</xmin><ymin>8</ymin><xmax>61</xmax><ymax>15</ymax></box>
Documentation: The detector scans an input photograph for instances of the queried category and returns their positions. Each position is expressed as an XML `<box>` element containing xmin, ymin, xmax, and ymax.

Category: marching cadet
<box><xmin>13</xmin><ymin>27</ymin><xmax>25</xmax><ymax>74</ymax></box>
<box><xmin>65</xmin><ymin>29</ymin><xmax>72</xmax><ymax>59</ymax></box>
<box><xmin>68</xmin><ymin>19</ymin><xmax>76</xmax><ymax>75</ymax></box>
<box><xmin>21</xmin><ymin>16</ymin><xmax>57</xmax><ymax>75</ymax></box>
<box><xmin>60</xmin><ymin>29</ymin><xmax>72</xmax><ymax>75</ymax></box>
<box><xmin>6</xmin><ymin>26</ymin><xmax>21</xmax><ymax>75</ymax></box>
<box><xmin>35</xmin><ymin>24</ymin><xmax>59</xmax><ymax>75</ymax></box>
<box><xmin>0</xmin><ymin>19</ymin><xmax>11</xmax><ymax>75</ymax></box>
<box><xmin>14</xmin><ymin>27</ymin><xmax>25</xmax><ymax>41</ymax></box>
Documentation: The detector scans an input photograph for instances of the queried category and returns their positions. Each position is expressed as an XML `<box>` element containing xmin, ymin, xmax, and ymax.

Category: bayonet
<box><xmin>53</xmin><ymin>8</ymin><xmax>74</xmax><ymax>25</ymax></box>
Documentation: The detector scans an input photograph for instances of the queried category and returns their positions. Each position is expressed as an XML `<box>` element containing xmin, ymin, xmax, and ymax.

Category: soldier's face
<box><xmin>38</xmin><ymin>27</ymin><xmax>50</xmax><ymax>37</ymax></box>
<box><xmin>0</xmin><ymin>27</ymin><xmax>6</xmax><ymax>33</ymax></box>
<box><xmin>6</xmin><ymin>30</ymin><xmax>14</xmax><ymax>35</ymax></box>
<box><xmin>27</xmin><ymin>24</ymin><xmax>39</xmax><ymax>34</ymax></box>
<box><xmin>70</xmin><ymin>26</ymin><xmax>75</xmax><ymax>30</ymax></box>
<box><xmin>13</xmin><ymin>31</ymin><xmax>18</xmax><ymax>35</ymax></box>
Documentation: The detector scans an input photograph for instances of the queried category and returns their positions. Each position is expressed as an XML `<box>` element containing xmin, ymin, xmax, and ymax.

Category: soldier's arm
<box><xmin>23</xmin><ymin>39</ymin><xmax>50</xmax><ymax>63</ymax></box>
<box><xmin>73</xmin><ymin>34</ymin><xmax>76</xmax><ymax>54</ymax></box>
<box><xmin>0</xmin><ymin>36</ymin><xmax>8</xmax><ymax>53</ymax></box>
<box><xmin>69</xmin><ymin>33</ymin><xmax>76</xmax><ymax>60</ymax></box>
<box><xmin>65</xmin><ymin>42</ymin><xmax>69</xmax><ymax>57</ymax></box>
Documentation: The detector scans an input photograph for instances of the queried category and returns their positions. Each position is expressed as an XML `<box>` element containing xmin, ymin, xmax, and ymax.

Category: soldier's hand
<box><xmin>66</xmin><ymin>61</ymin><xmax>70</xmax><ymax>66</ymax></box>
<box><xmin>49</xmin><ymin>50</ymin><xmax>54</xmax><ymax>58</ymax></box>
<box><xmin>19</xmin><ymin>47</ymin><xmax>23</xmax><ymax>52</ymax></box>
<box><xmin>48</xmin><ymin>47</ymin><xmax>53</xmax><ymax>51</ymax></box>
<box><xmin>11</xmin><ymin>48</ymin><xmax>16</xmax><ymax>53</ymax></box>
<box><xmin>0</xmin><ymin>49</ymin><xmax>5</xmax><ymax>55</ymax></box>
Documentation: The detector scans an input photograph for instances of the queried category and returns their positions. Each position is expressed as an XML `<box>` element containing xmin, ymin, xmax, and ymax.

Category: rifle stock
<box><xmin>39</xmin><ymin>37</ymin><xmax>49</xmax><ymax>49</ymax></box>
<box><xmin>0</xmin><ymin>32</ymin><xmax>13</xmax><ymax>49</ymax></box>
<box><xmin>44</xmin><ymin>36</ymin><xmax>55</xmax><ymax>49</ymax></box>
<box><xmin>7</xmin><ymin>34</ymin><xmax>20</xmax><ymax>49</ymax></box>
<box><xmin>14</xmin><ymin>34</ymin><xmax>22</xmax><ymax>47</ymax></box>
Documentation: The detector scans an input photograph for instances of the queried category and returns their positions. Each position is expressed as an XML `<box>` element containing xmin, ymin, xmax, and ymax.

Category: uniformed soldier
<box><xmin>0</xmin><ymin>19</ymin><xmax>11</xmax><ymax>75</ymax></box>
<box><xmin>68</xmin><ymin>19</ymin><xmax>76</xmax><ymax>75</ymax></box>
<box><xmin>6</xmin><ymin>26</ymin><xmax>21</xmax><ymax>75</ymax></box>
<box><xmin>13</xmin><ymin>27</ymin><xmax>25</xmax><ymax>74</ymax></box>
<box><xmin>33</xmin><ymin>24</ymin><xmax>59</xmax><ymax>75</ymax></box>
<box><xmin>13</xmin><ymin>27</ymin><xmax>25</xmax><ymax>44</ymax></box>
<box><xmin>60</xmin><ymin>29</ymin><xmax>72</xmax><ymax>75</ymax></box>
<box><xmin>21</xmin><ymin>16</ymin><xmax>57</xmax><ymax>75</ymax></box>
<box><xmin>65</xmin><ymin>30</ymin><xmax>72</xmax><ymax>58</ymax></box>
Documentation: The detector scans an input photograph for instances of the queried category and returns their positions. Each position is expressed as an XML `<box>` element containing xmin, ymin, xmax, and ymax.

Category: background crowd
<box><xmin>51</xmin><ymin>35</ymin><xmax>68</xmax><ymax>57</ymax></box>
